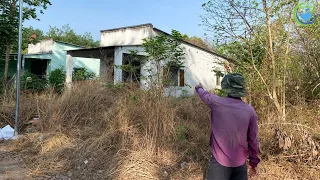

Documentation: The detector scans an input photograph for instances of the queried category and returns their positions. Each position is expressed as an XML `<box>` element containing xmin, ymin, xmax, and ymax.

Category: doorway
<box><xmin>30</xmin><ymin>59</ymin><xmax>49</xmax><ymax>79</ymax></box>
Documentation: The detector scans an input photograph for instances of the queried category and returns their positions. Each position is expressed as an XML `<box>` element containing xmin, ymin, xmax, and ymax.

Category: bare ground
<box><xmin>0</xmin><ymin>140</ymin><xmax>31</xmax><ymax>180</ymax></box>
<box><xmin>0</xmin><ymin>140</ymin><xmax>71</xmax><ymax>180</ymax></box>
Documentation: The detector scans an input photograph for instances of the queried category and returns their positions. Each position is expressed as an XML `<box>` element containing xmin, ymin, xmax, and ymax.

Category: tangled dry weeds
<box><xmin>0</xmin><ymin>81</ymin><xmax>319</xmax><ymax>180</ymax></box>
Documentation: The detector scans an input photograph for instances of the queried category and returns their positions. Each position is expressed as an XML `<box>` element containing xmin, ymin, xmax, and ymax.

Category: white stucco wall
<box><xmin>113</xmin><ymin>44</ymin><xmax>226</xmax><ymax>97</ymax></box>
<box><xmin>27</xmin><ymin>39</ymin><xmax>54</xmax><ymax>54</ymax></box>
<box><xmin>101</xmin><ymin>25</ymin><xmax>156</xmax><ymax>46</ymax></box>
<box><xmin>164</xmin><ymin>43</ymin><xmax>225</xmax><ymax>97</ymax></box>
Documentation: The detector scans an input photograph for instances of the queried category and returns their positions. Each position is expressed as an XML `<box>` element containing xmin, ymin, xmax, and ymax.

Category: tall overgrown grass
<box><xmin>1</xmin><ymin>81</ymin><xmax>319</xmax><ymax>179</ymax></box>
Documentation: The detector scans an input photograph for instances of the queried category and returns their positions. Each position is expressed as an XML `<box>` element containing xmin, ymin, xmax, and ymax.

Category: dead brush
<box><xmin>42</xmin><ymin>81</ymin><xmax>119</xmax><ymax>134</ymax></box>
<box><xmin>0</xmin><ymin>81</ymin><xmax>15</xmax><ymax>127</ymax></box>
<box><xmin>11</xmin><ymin>132</ymin><xmax>76</xmax><ymax>177</ymax></box>
<box><xmin>40</xmin><ymin>83</ymin><xmax>211</xmax><ymax>179</ymax></box>
<box><xmin>2</xmin><ymin>81</ymin><xmax>320</xmax><ymax>179</ymax></box>
<box><xmin>259</xmin><ymin>124</ymin><xmax>319</xmax><ymax>166</ymax></box>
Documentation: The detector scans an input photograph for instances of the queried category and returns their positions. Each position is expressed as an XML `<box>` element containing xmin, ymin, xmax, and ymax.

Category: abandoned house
<box><xmin>66</xmin><ymin>23</ymin><xmax>233</xmax><ymax>97</ymax></box>
<box><xmin>23</xmin><ymin>39</ymin><xmax>99</xmax><ymax>79</ymax></box>
<box><xmin>1</xmin><ymin>23</ymin><xmax>233</xmax><ymax>97</ymax></box>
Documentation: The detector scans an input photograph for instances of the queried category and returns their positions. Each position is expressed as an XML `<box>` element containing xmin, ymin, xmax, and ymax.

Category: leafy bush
<box><xmin>215</xmin><ymin>88</ymin><xmax>227</xmax><ymax>97</ymax></box>
<box><xmin>48</xmin><ymin>68</ymin><xmax>66</xmax><ymax>93</ymax></box>
<box><xmin>20</xmin><ymin>71</ymin><xmax>46</xmax><ymax>92</ymax></box>
<box><xmin>73</xmin><ymin>68</ymin><xmax>96</xmax><ymax>81</ymax></box>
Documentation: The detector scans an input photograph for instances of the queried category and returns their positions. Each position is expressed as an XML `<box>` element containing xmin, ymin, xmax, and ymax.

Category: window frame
<box><xmin>163</xmin><ymin>66</ymin><xmax>185</xmax><ymax>87</ymax></box>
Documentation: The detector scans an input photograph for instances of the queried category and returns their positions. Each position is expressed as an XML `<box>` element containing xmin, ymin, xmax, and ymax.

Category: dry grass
<box><xmin>1</xmin><ymin>81</ymin><xmax>319</xmax><ymax>179</ymax></box>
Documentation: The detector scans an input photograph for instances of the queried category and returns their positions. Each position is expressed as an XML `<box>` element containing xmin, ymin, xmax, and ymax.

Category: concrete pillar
<box><xmin>21</xmin><ymin>56</ymin><xmax>25</xmax><ymax>72</ymax></box>
<box><xmin>66</xmin><ymin>54</ymin><xmax>73</xmax><ymax>90</ymax></box>
<box><xmin>114</xmin><ymin>47</ymin><xmax>123</xmax><ymax>84</ymax></box>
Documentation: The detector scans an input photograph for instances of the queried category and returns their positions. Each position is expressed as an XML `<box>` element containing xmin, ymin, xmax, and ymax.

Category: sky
<box><xmin>24</xmin><ymin>0</ymin><xmax>209</xmax><ymax>41</ymax></box>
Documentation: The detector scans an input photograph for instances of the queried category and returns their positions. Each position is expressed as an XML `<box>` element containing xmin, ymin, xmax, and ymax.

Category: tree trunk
<box><xmin>3</xmin><ymin>44</ymin><xmax>11</xmax><ymax>81</ymax></box>
<box><xmin>263</xmin><ymin>0</ymin><xmax>282</xmax><ymax>114</ymax></box>
<box><xmin>282</xmin><ymin>24</ymin><xmax>291</xmax><ymax>121</ymax></box>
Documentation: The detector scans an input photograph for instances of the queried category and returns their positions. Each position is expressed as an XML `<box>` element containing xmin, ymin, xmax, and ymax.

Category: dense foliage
<box><xmin>48</xmin><ymin>68</ymin><xmax>65</xmax><ymax>93</ymax></box>
<box><xmin>20</xmin><ymin>71</ymin><xmax>46</xmax><ymax>92</ymax></box>
<box><xmin>202</xmin><ymin>0</ymin><xmax>320</xmax><ymax>120</ymax></box>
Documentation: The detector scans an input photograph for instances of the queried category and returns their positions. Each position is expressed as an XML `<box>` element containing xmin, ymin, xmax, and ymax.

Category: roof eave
<box><xmin>152</xmin><ymin>28</ymin><xmax>237</xmax><ymax>65</ymax></box>
<box><xmin>100</xmin><ymin>23</ymin><xmax>154</xmax><ymax>33</ymax></box>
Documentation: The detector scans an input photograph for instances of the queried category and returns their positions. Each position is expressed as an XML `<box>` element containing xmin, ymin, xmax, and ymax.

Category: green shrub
<box><xmin>215</xmin><ymin>88</ymin><xmax>227</xmax><ymax>97</ymax></box>
<box><xmin>20</xmin><ymin>71</ymin><xmax>47</xmax><ymax>92</ymax></box>
<box><xmin>48</xmin><ymin>68</ymin><xmax>66</xmax><ymax>93</ymax></box>
<box><xmin>73</xmin><ymin>68</ymin><xmax>96</xmax><ymax>81</ymax></box>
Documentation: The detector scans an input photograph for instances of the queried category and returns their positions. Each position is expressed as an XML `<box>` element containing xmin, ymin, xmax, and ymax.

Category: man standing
<box><xmin>195</xmin><ymin>73</ymin><xmax>260</xmax><ymax>180</ymax></box>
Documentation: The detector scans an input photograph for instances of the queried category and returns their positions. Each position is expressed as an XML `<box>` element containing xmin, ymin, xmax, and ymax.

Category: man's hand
<box><xmin>248</xmin><ymin>166</ymin><xmax>258</xmax><ymax>178</ymax></box>
<box><xmin>224</xmin><ymin>62</ymin><xmax>233</xmax><ymax>73</ymax></box>
<box><xmin>195</xmin><ymin>83</ymin><xmax>203</xmax><ymax>90</ymax></box>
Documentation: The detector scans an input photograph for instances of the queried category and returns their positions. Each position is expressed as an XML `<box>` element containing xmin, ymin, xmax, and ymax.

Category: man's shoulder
<box><xmin>243</xmin><ymin>102</ymin><xmax>258</xmax><ymax>117</ymax></box>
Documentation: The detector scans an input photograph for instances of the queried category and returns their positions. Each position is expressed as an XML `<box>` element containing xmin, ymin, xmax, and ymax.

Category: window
<box><xmin>163</xmin><ymin>66</ymin><xmax>184</xmax><ymax>87</ymax></box>
<box><xmin>179</xmin><ymin>69</ymin><xmax>185</xmax><ymax>87</ymax></box>
<box><xmin>213</xmin><ymin>70</ymin><xmax>224</xmax><ymax>86</ymax></box>
<box><xmin>122</xmin><ymin>53</ymin><xmax>144</xmax><ymax>83</ymax></box>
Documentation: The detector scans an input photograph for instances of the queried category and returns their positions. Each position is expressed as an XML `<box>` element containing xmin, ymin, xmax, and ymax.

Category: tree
<box><xmin>201</xmin><ymin>0</ymin><xmax>297</xmax><ymax>120</ymax></box>
<box><xmin>46</xmin><ymin>24</ymin><xmax>100</xmax><ymax>48</ymax></box>
<box><xmin>291</xmin><ymin>21</ymin><xmax>320</xmax><ymax>100</ymax></box>
<box><xmin>0</xmin><ymin>0</ymin><xmax>52</xmax><ymax>80</ymax></box>
<box><xmin>182</xmin><ymin>34</ymin><xmax>213</xmax><ymax>50</ymax></box>
<box><xmin>11</xmin><ymin>26</ymin><xmax>45</xmax><ymax>53</ymax></box>
<box><xmin>11</xmin><ymin>25</ymin><xmax>99</xmax><ymax>54</ymax></box>
<box><xmin>142</xmin><ymin>30</ymin><xmax>185</xmax><ymax>92</ymax></box>
<box><xmin>0</xmin><ymin>0</ymin><xmax>19</xmax><ymax>80</ymax></box>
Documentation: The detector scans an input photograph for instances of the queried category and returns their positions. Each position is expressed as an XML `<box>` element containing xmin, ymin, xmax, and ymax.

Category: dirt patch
<box><xmin>0</xmin><ymin>140</ymin><xmax>72</xmax><ymax>180</ymax></box>
<box><xmin>0</xmin><ymin>141</ymin><xmax>31</xmax><ymax>180</ymax></box>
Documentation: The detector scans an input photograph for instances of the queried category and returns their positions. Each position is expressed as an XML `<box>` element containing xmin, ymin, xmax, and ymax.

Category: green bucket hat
<box><xmin>221</xmin><ymin>73</ymin><xmax>248</xmax><ymax>97</ymax></box>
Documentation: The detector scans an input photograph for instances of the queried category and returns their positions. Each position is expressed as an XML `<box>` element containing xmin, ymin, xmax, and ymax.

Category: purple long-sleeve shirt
<box><xmin>196</xmin><ymin>87</ymin><xmax>260</xmax><ymax>168</ymax></box>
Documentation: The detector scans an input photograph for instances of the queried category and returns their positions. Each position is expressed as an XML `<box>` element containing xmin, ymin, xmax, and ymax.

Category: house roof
<box><xmin>24</xmin><ymin>52</ymin><xmax>53</xmax><ymax>56</ymax></box>
<box><xmin>54</xmin><ymin>41</ymin><xmax>86</xmax><ymax>48</ymax></box>
<box><xmin>100</xmin><ymin>23</ymin><xmax>153</xmax><ymax>33</ymax></box>
<box><xmin>1</xmin><ymin>53</ymin><xmax>24</xmax><ymax>56</ymax></box>
<box><xmin>152</xmin><ymin>28</ymin><xmax>236</xmax><ymax>64</ymax></box>
<box><xmin>66</xmin><ymin>46</ymin><xmax>116</xmax><ymax>58</ymax></box>
<box><xmin>0</xmin><ymin>53</ymin><xmax>24</xmax><ymax>61</ymax></box>
<box><xmin>33</xmin><ymin>38</ymin><xmax>87</xmax><ymax>49</ymax></box>
<box><xmin>100</xmin><ymin>23</ymin><xmax>237</xmax><ymax>64</ymax></box>
<box><xmin>66</xmin><ymin>46</ymin><xmax>115</xmax><ymax>52</ymax></box>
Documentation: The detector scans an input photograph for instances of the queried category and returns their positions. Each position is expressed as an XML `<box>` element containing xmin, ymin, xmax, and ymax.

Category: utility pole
<box><xmin>14</xmin><ymin>0</ymin><xmax>23</xmax><ymax>136</ymax></box>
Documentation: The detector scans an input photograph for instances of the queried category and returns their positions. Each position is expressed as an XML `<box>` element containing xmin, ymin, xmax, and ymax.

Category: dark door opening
<box><xmin>30</xmin><ymin>59</ymin><xmax>48</xmax><ymax>79</ymax></box>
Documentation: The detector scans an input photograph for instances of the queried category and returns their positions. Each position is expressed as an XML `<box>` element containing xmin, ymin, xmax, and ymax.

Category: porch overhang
<box><xmin>67</xmin><ymin>46</ymin><xmax>115</xmax><ymax>59</ymax></box>
<box><xmin>23</xmin><ymin>53</ymin><xmax>53</xmax><ymax>60</ymax></box>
